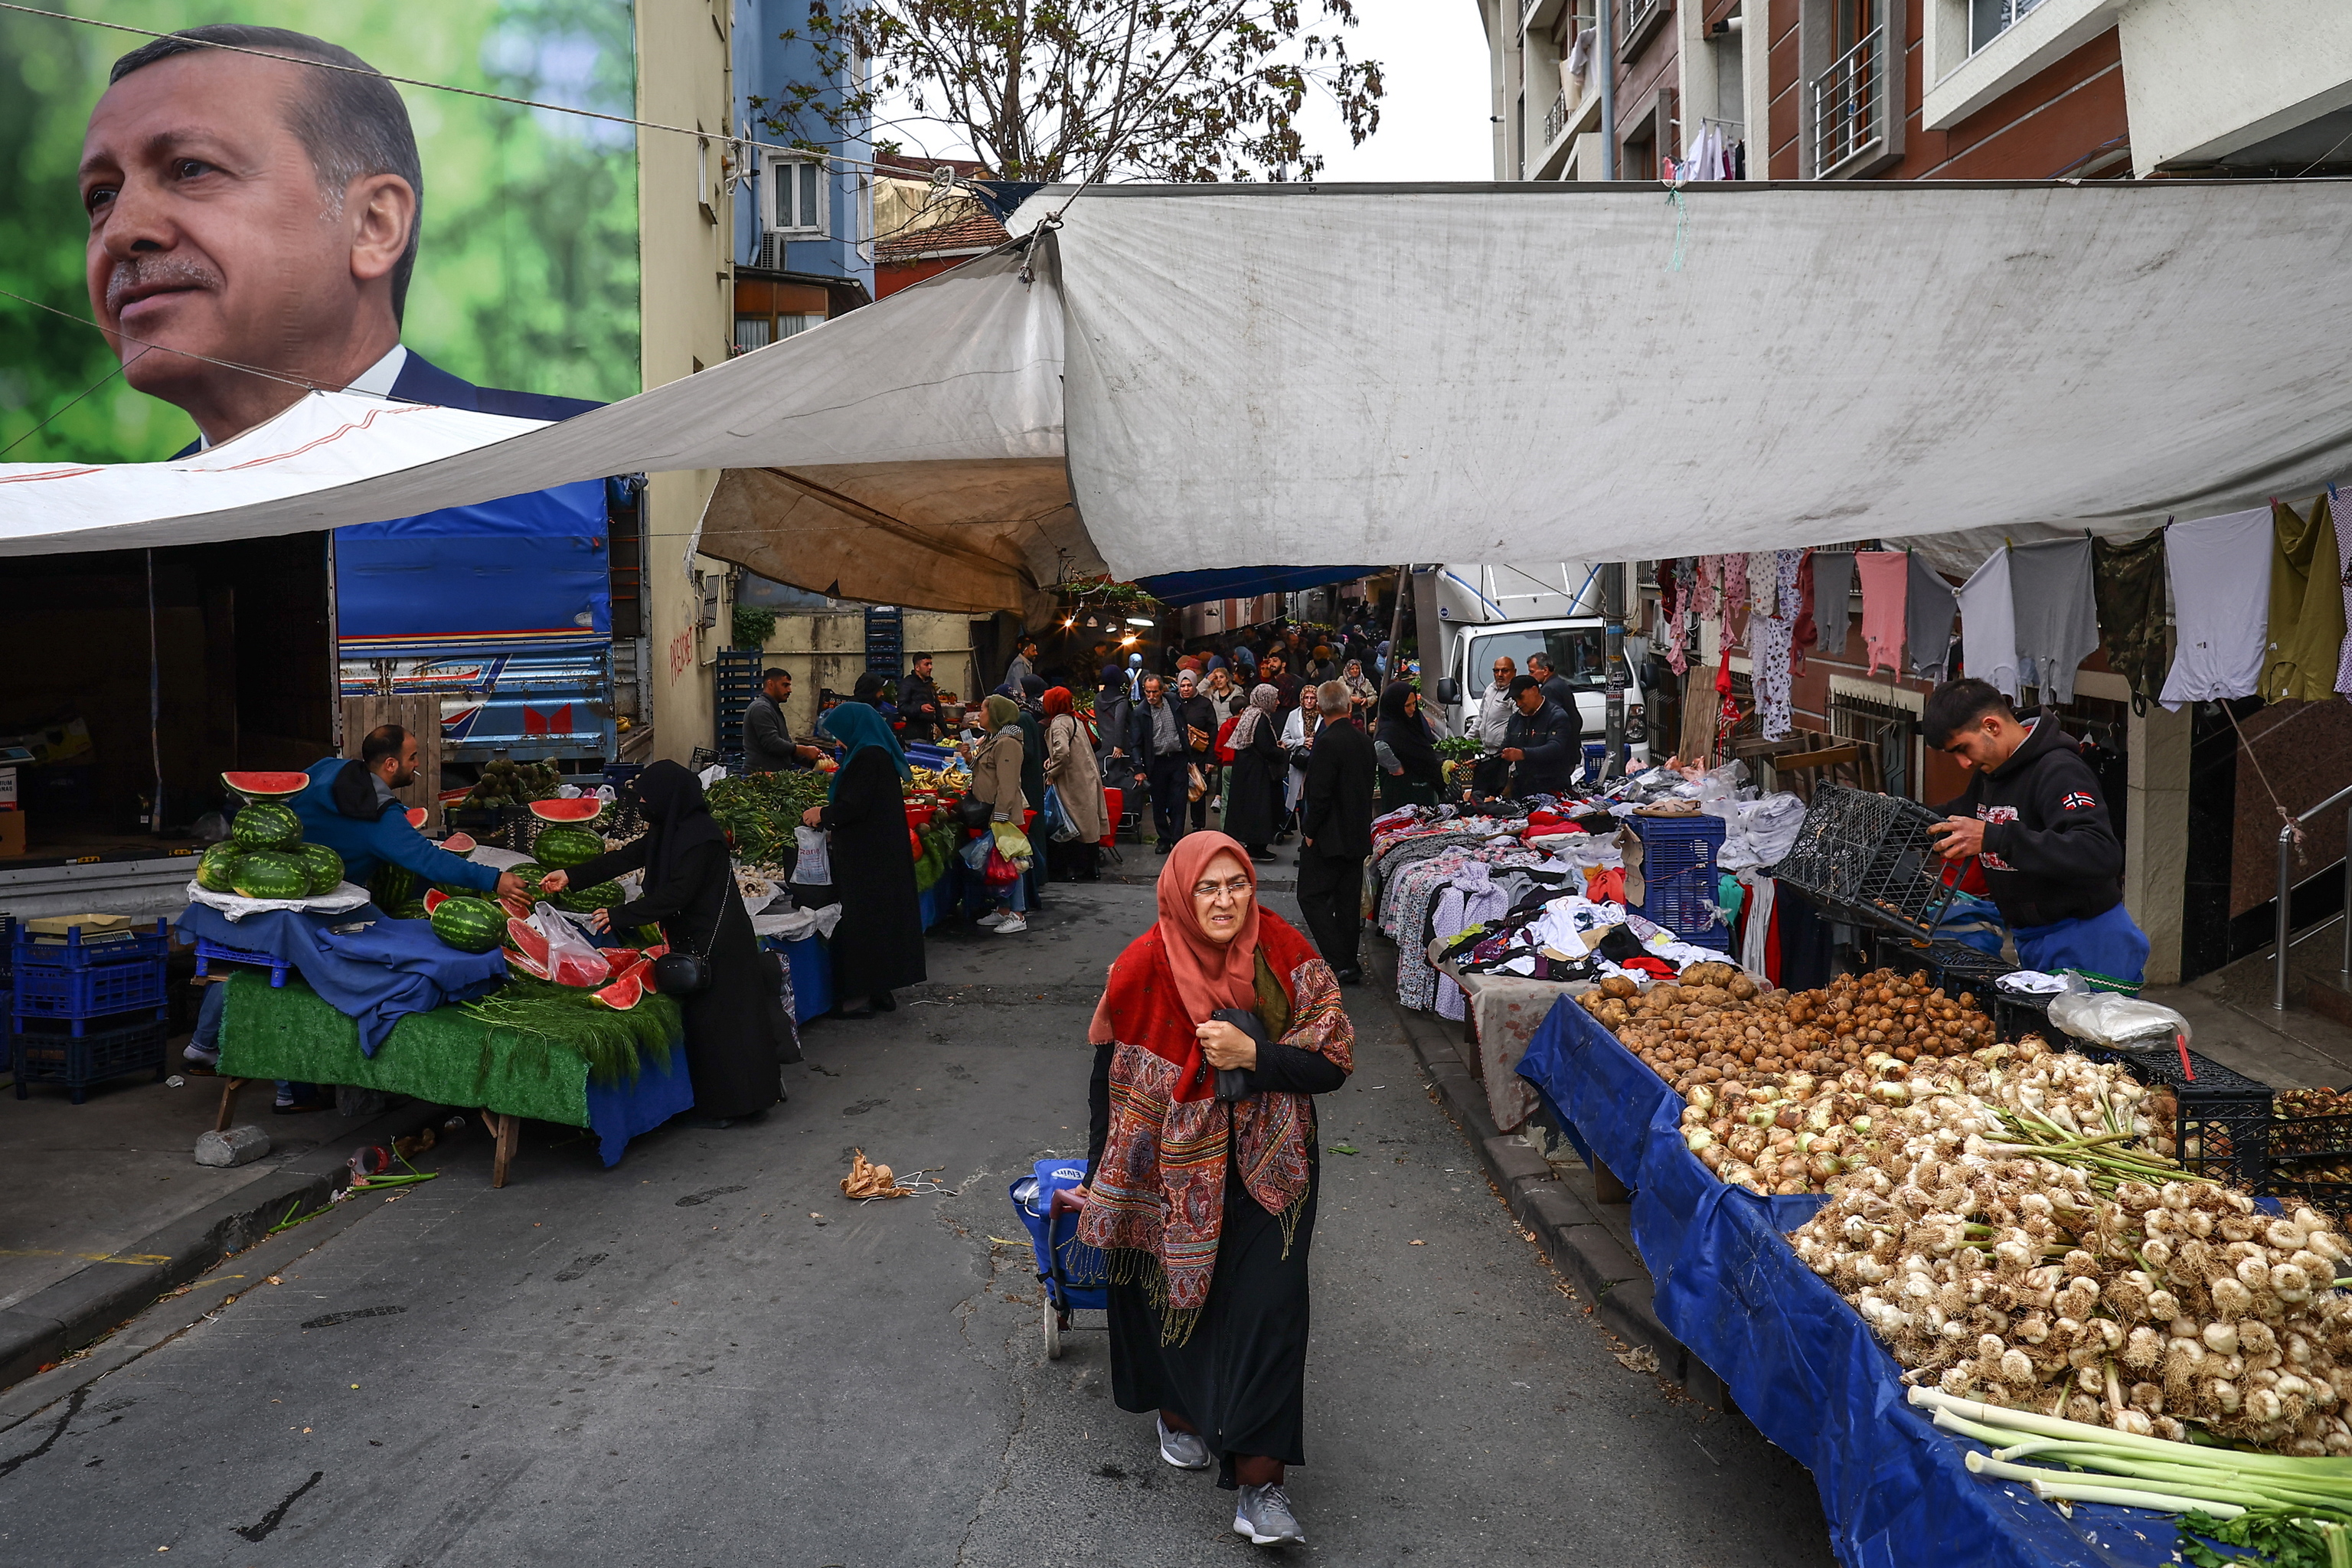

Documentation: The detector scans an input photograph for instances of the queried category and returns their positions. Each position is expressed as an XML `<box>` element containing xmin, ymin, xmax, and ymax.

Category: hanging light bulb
<box><xmin>1085</xmin><ymin>615</ymin><xmax>1099</xmax><ymax>629</ymax></box>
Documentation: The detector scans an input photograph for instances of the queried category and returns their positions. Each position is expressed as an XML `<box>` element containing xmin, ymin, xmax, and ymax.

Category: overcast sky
<box><xmin>1294</xmin><ymin>0</ymin><xmax>1494</xmax><ymax>181</ymax></box>
<box><xmin>870</xmin><ymin>0</ymin><xmax>1496</xmax><ymax>183</ymax></box>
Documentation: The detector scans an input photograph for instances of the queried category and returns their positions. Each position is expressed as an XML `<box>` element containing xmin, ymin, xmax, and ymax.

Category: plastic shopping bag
<box><xmin>959</xmin><ymin>834</ymin><xmax>993</xmax><ymax>872</ymax></box>
<box><xmin>983</xmin><ymin>846</ymin><xmax>1024</xmax><ymax>887</ymax></box>
<box><xmin>790</xmin><ymin>825</ymin><xmax>832</xmax><ymax>885</ymax></box>
<box><xmin>531</xmin><ymin>902</ymin><xmax>613</xmax><ymax>989</ymax></box>
<box><xmin>990</xmin><ymin>822</ymin><xmax>1034</xmax><ymax>861</ymax></box>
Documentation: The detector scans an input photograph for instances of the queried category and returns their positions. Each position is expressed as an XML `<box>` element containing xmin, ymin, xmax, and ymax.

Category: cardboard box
<box><xmin>0</xmin><ymin>766</ymin><xmax>16</xmax><ymax>806</ymax></box>
<box><xmin>0</xmin><ymin>810</ymin><xmax>23</xmax><ymax>858</ymax></box>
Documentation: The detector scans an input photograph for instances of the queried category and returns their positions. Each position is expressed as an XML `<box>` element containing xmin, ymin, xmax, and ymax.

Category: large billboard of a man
<box><xmin>0</xmin><ymin>2</ymin><xmax>640</xmax><ymax>462</ymax></box>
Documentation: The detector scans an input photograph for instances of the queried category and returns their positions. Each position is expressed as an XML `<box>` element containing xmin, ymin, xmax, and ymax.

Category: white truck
<box><xmin>1411</xmin><ymin>564</ymin><xmax>1651</xmax><ymax>771</ymax></box>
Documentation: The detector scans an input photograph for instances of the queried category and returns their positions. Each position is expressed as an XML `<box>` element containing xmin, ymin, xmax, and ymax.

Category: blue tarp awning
<box><xmin>1134</xmin><ymin>565</ymin><xmax>1383</xmax><ymax>609</ymax></box>
<box><xmin>335</xmin><ymin>480</ymin><xmax>609</xmax><ymax>655</ymax></box>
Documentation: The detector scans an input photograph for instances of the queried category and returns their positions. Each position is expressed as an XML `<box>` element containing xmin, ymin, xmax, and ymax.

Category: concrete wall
<box><xmin>2118</xmin><ymin>0</ymin><xmax>2352</xmax><ymax>174</ymax></box>
<box><xmin>637</xmin><ymin>0</ymin><xmax>738</xmax><ymax>766</ymax></box>
<box><xmin>750</xmin><ymin>609</ymin><xmax>978</xmax><ymax>740</ymax></box>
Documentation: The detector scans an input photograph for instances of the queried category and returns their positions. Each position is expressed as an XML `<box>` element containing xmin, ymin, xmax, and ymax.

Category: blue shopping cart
<box><xmin>1011</xmin><ymin>1157</ymin><xmax>1111</xmax><ymax>1359</ymax></box>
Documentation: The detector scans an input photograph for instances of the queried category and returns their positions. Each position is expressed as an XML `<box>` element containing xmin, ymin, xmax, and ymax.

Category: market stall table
<box><xmin>1514</xmin><ymin>995</ymin><xmax>2185</xmax><ymax>1568</ymax></box>
<box><xmin>1430</xmin><ymin>949</ymin><xmax>1588</xmax><ymax>1135</ymax></box>
<box><xmin>213</xmin><ymin>972</ymin><xmax>693</xmax><ymax>1186</ymax></box>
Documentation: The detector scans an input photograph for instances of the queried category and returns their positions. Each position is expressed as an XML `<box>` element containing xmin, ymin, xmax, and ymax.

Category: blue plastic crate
<box><xmin>11</xmin><ymin>918</ymin><xmax>171</xmax><ymax>970</ymax></box>
<box><xmin>192</xmin><ymin>936</ymin><xmax>293</xmax><ymax>988</ymax></box>
<box><xmin>11</xmin><ymin>1014</ymin><xmax>168</xmax><ymax>1102</ymax></box>
<box><xmin>11</xmin><ymin>957</ymin><xmax>168</xmax><ymax>1034</ymax></box>
<box><xmin>1634</xmin><ymin>815</ymin><xmax>1730</xmax><ymax>949</ymax></box>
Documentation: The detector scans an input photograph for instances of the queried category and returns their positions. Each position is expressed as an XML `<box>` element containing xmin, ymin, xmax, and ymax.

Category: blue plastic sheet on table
<box><xmin>1516</xmin><ymin>997</ymin><xmax>2180</xmax><ymax>1568</ymax></box>
<box><xmin>176</xmin><ymin>902</ymin><xmax>508</xmax><ymax>1056</ymax></box>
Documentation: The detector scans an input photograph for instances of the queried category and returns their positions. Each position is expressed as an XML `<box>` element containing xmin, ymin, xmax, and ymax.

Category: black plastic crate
<box><xmin>1991</xmin><ymin>986</ymin><xmax>2054</xmax><ymax>1046</ymax></box>
<box><xmin>1873</xmin><ymin>936</ymin><xmax>2014</xmax><ymax>1001</ymax></box>
<box><xmin>2069</xmin><ymin>1041</ymin><xmax>2273</xmax><ymax>1187</ymax></box>
<box><xmin>2269</xmin><ymin>1112</ymin><xmax>2352</xmax><ymax>1217</ymax></box>
<box><xmin>11</xmin><ymin>1014</ymin><xmax>168</xmax><ymax>1103</ymax></box>
<box><xmin>1765</xmin><ymin>784</ymin><xmax>1962</xmax><ymax>940</ymax></box>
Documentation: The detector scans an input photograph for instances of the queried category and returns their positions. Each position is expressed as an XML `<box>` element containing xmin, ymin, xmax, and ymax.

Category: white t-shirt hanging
<box><xmin>2159</xmin><ymin>507</ymin><xmax>2273</xmax><ymax>710</ymax></box>
<box><xmin>1956</xmin><ymin>547</ymin><xmax>2020</xmax><ymax>700</ymax></box>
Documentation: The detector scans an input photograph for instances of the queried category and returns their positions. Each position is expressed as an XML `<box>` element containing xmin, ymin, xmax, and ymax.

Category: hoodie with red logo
<box><xmin>1935</xmin><ymin>716</ymin><xmax>2122</xmax><ymax>929</ymax></box>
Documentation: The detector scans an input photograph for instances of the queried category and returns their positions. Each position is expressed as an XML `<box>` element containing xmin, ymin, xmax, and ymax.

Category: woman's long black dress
<box><xmin>565</xmin><ymin>837</ymin><xmax>794</xmax><ymax>1118</ymax></box>
<box><xmin>814</xmin><ymin>746</ymin><xmax>926</xmax><ymax>998</ymax></box>
<box><xmin>1087</xmin><ymin>1039</ymin><xmax>1347</xmax><ymax>1487</ymax></box>
<box><xmin>1221</xmin><ymin>720</ymin><xmax>1284</xmax><ymax>851</ymax></box>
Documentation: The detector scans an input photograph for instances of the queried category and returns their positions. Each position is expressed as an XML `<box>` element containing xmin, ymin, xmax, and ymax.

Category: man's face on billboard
<box><xmin>80</xmin><ymin>49</ymin><xmax>413</xmax><ymax>443</ymax></box>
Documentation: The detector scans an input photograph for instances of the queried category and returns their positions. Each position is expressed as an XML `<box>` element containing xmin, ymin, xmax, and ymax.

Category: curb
<box><xmin>0</xmin><ymin>1096</ymin><xmax>444</xmax><ymax>1392</ymax></box>
<box><xmin>1361</xmin><ymin>941</ymin><xmax>1724</xmax><ymax>1408</ymax></box>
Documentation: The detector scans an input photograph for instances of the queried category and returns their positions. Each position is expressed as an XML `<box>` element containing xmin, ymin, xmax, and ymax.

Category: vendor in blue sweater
<box><xmin>293</xmin><ymin>725</ymin><xmax>525</xmax><ymax>903</ymax></box>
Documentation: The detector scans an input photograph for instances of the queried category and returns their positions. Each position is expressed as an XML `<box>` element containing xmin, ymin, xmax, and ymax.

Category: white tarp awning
<box><xmin>4</xmin><ymin>181</ymin><xmax>2348</xmax><ymax>614</ymax></box>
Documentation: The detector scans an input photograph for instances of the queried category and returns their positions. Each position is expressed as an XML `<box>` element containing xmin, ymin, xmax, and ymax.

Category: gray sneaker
<box><xmin>1233</xmin><ymin>1482</ymin><xmax>1305</xmax><ymax>1545</ymax></box>
<box><xmin>1157</xmin><ymin>1416</ymin><xmax>1212</xmax><ymax>1470</ymax></box>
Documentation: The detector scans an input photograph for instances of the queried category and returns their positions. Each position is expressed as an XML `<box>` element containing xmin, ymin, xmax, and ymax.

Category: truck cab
<box><xmin>1415</xmin><ymin>565</ymin><xmax>1650</xmax><ymax>772</ymax></box>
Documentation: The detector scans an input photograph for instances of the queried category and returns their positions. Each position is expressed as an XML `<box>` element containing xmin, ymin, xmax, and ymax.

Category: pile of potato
<box><xmin>1581</xmin><ymin>965</ymin><xmax>1999</xmax><ymax>1100</ymax></box>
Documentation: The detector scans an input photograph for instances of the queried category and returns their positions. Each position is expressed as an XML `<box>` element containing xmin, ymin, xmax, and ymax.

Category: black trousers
<box><xmin>1145</xmin><ymin>753</ymin><xmax>1190</xmax><ymax>846</ymax></box>
<box><xmin>1189</xmin><ymin>763</ymin><xmax>1217</xmax><ymax>832</ymax></box>
<box><xmin>1295</xmin><ymin>850</ymin><xmax>1361</xmax><ymax>972</ymax></box>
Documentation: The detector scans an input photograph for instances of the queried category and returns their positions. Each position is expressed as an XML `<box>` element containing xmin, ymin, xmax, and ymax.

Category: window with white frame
<box><xmin>761</xmin><ymin>153</ymin><xmax>828</xmax><ymax>237</ymax></box>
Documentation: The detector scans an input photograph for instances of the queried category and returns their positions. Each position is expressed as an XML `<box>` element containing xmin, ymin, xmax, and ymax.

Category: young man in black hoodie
<box><xmin>1923</xmin><ymin>678</ymin><xmax>2149</xmax><ymax>989</ymax></box>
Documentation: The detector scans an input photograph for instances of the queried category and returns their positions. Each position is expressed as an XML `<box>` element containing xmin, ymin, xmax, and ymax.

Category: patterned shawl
<box><xmin>1078</xmin><ymin>909</ymin><xmax>1353</xmax><ymax>1341</ymax></box>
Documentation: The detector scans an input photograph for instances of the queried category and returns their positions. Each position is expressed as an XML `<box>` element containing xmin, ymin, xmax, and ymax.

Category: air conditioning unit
<box><xmin>756</xmin><ymin>153</ymin><xmax>828</xmax><ymax>267</ymax></box>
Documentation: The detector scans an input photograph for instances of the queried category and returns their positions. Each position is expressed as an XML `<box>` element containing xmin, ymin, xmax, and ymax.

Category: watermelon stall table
<box><xmin>214</xmin><ymin>972</ymin><xmax>693</xmax><ymax>1186</ymax></box>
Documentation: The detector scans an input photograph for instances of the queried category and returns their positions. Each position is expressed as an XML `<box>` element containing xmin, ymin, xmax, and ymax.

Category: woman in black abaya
<box><xmin>802</xmin><ymin>701</ymin><xmax>926</xmax><ymax>1017</ymax></box>
<box><xmin>1374</xmin><ymin>681</ymin><xmax>1446</xmax><ymax>809</ymax></box>
<box><xmin>542</xmin><ymin>760</ymin><xmax>791</xmax><ymax>1125</ymax></box>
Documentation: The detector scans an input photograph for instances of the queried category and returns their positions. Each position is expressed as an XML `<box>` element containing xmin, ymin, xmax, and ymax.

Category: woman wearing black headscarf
<box><xmin>802</xmin><ymin>702</ymin><xmax>926</xmax><ymax>1017</ymax></box>
<box><xmin>541</xmin><ymin>760</ymin><xmax>791</xmax><ymax>1125</ymax></box>
<box><xmin>1374</xmin><ymin>682</ymin><xmax>1445</xmax><ymax>810</ymax></box>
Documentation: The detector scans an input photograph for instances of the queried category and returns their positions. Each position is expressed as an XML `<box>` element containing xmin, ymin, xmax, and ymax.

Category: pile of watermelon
<box><xmin>528</xmin><ymin>799</ymin><xmax>626</xmax><ymax>913</ymax></box>
<box><xmin>196</xmin><ymin>773</ymin><xmax>345</xmax><ymax>900</ymax></box>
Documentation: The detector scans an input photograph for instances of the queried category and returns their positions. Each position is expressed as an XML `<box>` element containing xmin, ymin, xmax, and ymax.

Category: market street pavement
<box><xmin>0</xmin><ymin>853</ymin><xmax>1834</xmax><ymax>1566</ymax></box>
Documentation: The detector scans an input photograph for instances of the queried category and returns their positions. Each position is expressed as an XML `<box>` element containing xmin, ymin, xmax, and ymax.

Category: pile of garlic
<box><xmin>1787</xmin><ymin>1040</ymin><xmax>2352</xmax><ymax>1453</ymax></box>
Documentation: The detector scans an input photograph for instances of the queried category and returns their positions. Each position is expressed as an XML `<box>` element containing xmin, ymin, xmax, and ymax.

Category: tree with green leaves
<box><xmin>765</xmin><ymin>0</ymin><xmax>1383</xmax><ymax>183</ymax></box>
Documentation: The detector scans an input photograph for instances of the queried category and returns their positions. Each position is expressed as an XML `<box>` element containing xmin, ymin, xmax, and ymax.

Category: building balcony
<box><xmin>1812</xmin><ymin>25</ymin><xmax>1888</xmax><ymax>176</ymax></box>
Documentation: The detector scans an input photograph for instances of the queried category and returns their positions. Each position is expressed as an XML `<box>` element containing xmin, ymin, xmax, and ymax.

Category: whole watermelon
<box><xmin>195</xmin><ymin>842</ymin><xmax>245</xmax><ymax>893</ymax></box>
<box><xmin>531</xmin><ymin>825</ymin><xmax>604</xmax><ymax>869</ymax></box>
<box><xmin>297</xmin><ymin>843</ymin><xmax>345</xmax><ymax>897</ymax></box>
<box><xmin>555</xmin><ymin>880</ymin><xmax>626</xmax><ymax>914</ymax></box>
<box><xmin>371</xmin><ymin>862</ymin><xmax>418</xmax><ymax>913</ymax></box>
<box><xmin>504</xmin><ymin>861</ymin><xmax>549</xmax><ymax>899</ymax></box>
<box><xmin>230</xmin><ymin>801</ymin><xmax>302</xmax><ymax>851</ymax></box>
<box><xmin>230</xmin><ymin>850</ymin><xmax>308</xmax><ymax>900</ymax></box>
<box><xmin>430</xmin><ymin>896</ymin><xmax>507</xmax><ymax>954</ymax></box>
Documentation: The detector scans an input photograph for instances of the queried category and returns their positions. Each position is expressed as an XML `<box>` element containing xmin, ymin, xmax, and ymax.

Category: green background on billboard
<box><xmin>0</xmin><ymin>0</ymin><xmax>642</xmax><ymax>463</ymax></box>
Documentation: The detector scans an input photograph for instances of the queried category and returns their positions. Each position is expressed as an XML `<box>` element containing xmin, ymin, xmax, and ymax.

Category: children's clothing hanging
<box><xmin>1955</xmin><ymin>547</ymin><xmax>2020</xmax><ymax>699</ymax></box>
<box><xmin>1906</xmin><ymin>551</ymin><xmax>1959</xmax><ymax>683</ymax></box>
<box><xmin>1810</xmin><ymin>550</ymin><xmax>1854</xmax><ymax>655</ymax></box>
<box><xmin>1856</xmin><ymin>550</ymin><xmax>1908</xmax><ymax>677</ymax></box>
<box><xmin>2262</xmin><ymin>493</ymin><xmax>2345</xmax><ymax>704</ymax></box>
<box><xmin>2009</xmin><ymin>537</ymin><xmax>2100</xmax><ymax>703</ymax></box>
<box><xmin>1752</xmin><ymin>550</ymin><xmax>1803</xmax><ymax>740</ymax></box>
<box><xmin>1746</xmin><ymin>550</ymin><xmax>1779</xmax><ymax>622</ymax></box>
<box><xmin>2091</xmin><ymin>529</ymin><xmax>2171</xmax><ymax>705</ymax></box>
<box><xmin>2159</xmin><ymin>507</ymin><xmax>2272</xmax><ymax>710</ymax></box>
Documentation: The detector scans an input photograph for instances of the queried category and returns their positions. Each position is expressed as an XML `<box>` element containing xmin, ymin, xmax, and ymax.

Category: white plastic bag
<box><xmin>790</xmin><ymin>825</ymin><xmax>832</xmax><ymax>885</ymax></box>
<box><xmin>531</xmin><ymin>902</ymin><xmax>612</xmax><ymax>989</ymax></box>
<box><xmin>2045</xmin><ymin>988</ymin><xmax>2190</xmax><ymax>1050</ymax></box>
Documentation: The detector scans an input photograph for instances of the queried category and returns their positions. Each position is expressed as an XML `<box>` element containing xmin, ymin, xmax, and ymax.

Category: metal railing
<box><xmin>2273</xmin><ymin>781</ymin><xmax>2352</xmax><ymax>1010</ymax></box>
<box><xmin>1622</xmin><ymin>0</ymin><xmax>1661</xmax><ymax>46</ymax></box>
<box><xmin>1811</xmin><ymin>25</ymin><xmax>1885</xmax><ymax>175</ymax></box>
<box><xmin>1544</xmin><ymin>90</ymin><xmax>1570</xmax><ymax>147</ymax></box>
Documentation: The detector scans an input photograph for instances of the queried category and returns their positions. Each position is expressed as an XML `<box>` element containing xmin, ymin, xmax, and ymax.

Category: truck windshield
<box><xmin>1466</xmin><ymin>628</ymin><xmax>1606</xmax><ymax>690</ymax></box>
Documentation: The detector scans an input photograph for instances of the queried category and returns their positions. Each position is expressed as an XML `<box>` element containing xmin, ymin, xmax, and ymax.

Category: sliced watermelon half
<box><xmin>505</xmin><ymin>946</ymin><xmax>550</xmax><ymax>981</ymax></box>
<box><xmin>422</xmin><ymin>889</ymin><xmax>450</xmax><ymax>914</ymax></box>
<box><xmin>406</xmin><ymin>807</ymin><xmax>430</xmax><ymax>830</ymax></box>
<box><xmin>590</xmin><ymin>972</ymin><xmax>645</xmax><ymax>1010</ymax></box>
<box><xmin>528</xmin><ymin>798</ymin><xmax>603</xmax><ymax>822</ymax></box>
<box><xmin>221</xmin><ymin>770</ymin><xmax>312</xmax><ymax>802</ymax></box>
<box><xmin>506</xmin><ymin>916</ymin><xmax>552</xmax><ymax>972</ymax></box>
<box><xmin>442</xmin><ymin>831</ymin><xmax>478</xmax><ymax>855</ymax></box>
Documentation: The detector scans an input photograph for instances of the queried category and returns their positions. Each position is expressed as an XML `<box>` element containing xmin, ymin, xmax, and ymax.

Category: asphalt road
<box><xmin>0</xmin><ymin>865</ymin><xmax>1834</xmax><ymax>1566</ymax></box>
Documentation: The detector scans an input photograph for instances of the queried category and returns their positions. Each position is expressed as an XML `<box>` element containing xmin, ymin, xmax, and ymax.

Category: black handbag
<box><xmin>953</xmin><ymin>794</ymin><xmax>993</xmax><ymax>830</ymax></box>
<box><xmin>652</xmin><ymin>887</ymin><xmax>725</xmax><ymax>996</ymax></box>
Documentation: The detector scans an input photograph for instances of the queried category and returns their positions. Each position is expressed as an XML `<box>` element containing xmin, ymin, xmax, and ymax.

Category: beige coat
<box><xmin>1044</xmin><ymin>712</ymin><xmax>1107</xmax><ymax>842</ymax></box>
<box><xmin>972</xmin><ymin>727</ymin><xmax>1029</xmax><ymax>822</ymax></box>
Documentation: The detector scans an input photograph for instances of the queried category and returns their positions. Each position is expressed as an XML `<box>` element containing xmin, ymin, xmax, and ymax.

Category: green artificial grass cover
<box><xmin>215</xmin><ymin>971</ymin><xmax>683</xmax><ymax>1129</ymax></box>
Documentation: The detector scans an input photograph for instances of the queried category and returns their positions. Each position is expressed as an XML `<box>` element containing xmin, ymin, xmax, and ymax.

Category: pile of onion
<box><xmin>1788</xmin><ymin>1040</ymin><xmax>2352</xmax><ymax>1453</ymax></box>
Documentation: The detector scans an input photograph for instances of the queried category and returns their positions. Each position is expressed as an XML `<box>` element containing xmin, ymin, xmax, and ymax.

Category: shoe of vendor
<box><xmin>180</xmin><ymin>1044</ymin><xmax>220</xmax><ymax>1076</ymax></box>
<box><xmin>833</xmin><ymin>996</ymin><xmax>877</xmax><ymax>1020</ymax></box>
<box><xmin>273</xmin><ymin>1094</ymin><xmax>329</xmax><ymax>1115</ymax></box>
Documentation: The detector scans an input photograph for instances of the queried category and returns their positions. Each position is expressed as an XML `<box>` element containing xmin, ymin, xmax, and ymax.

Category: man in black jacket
<box><xmin>743</xmin><ymin>670</ymin><xmax>826</xmax><ymax>773</ymax></box>
<box><xmin>1299</xmin><ymin>680</ymin><xmax>1377</xmax><ymax>982</ymax></box>
<box><xmin>1924</xmin><ymin>678</ymin><xmax>2148</xmax><ymax>988</ymax></box>
<box><xmin>1500</xmin><ymin>676</ymin><xmax>1582</xmax><ymax>796</ymax></box>
<box><xmin>1122</xmin><ymin>675</ymin><xmax>1191</xmax><ymax>852</ymax></box>
<box><xmin>898</xmin><ymin>653</ymin><xmax>942</xmax><ymax>743</ymax></box>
